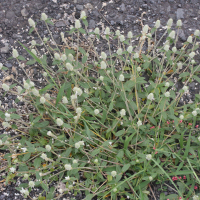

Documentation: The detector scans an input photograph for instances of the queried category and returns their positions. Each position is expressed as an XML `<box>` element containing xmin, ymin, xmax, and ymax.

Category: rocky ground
<box><xmin>1</xmin><ymin>0</ymin><xmax>200</xmax><ymax>199</ymax></box>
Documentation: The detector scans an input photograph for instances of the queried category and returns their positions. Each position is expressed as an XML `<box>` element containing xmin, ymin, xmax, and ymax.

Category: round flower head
<box><xmin>62</xmin><ymin>96</ymin><xmax>68</xmax><ymax>104</ymax></box>
<box><xmin>31</xmin><ymin>49</ymin><xmax>37</xmax><ymax>56</ymax></box>
<box><xmin>111</xmin><ymin>171</ymin><xmax>117</xmax><ymax>177</ymax></box>
<box><xmin>73</xmin><ymin>159</ymin><xmax>78</xmax><ymax>164</ymax></box>
<box><xmin>187</xmin><ymin>36</ymin><xmax>193</xmax><ymax>43</ymax></box>
<box><xmin>94</xmin><ymin>159</ymin><xmax>98</xmax><ymax>163</ymax></box>
<box><xmin>137</xmin><ymin>120</ymin><xmax>142</xmax><ymax>126</ymax></box>
<box><xmin>179</xmin><ymin>115</ymin><xmax>184</xmax><ymax>120</ymax></box>
<box><xmin>127</xmin><ymin>31</ymin><xmax>133</xmax><ymax>39</ymax></box>
<box><xmin>75</xmin><ymin>20</ymin><xmax>81</xmax><ymax>29</ymax></box>
<box><xmin>32</xmin><ymin>88</ymin><xmax>39</xmax><ymax>96</ymax></box>
<box><xmin>192</xmin><ymin>110</ymin><xmax>197</xmax><ymax>116</ymax></box>
<box><xmin>64</xmin><ymin>164</ymin><xmax>72</xmax><ymax>170</ymax></box>
<box><xmin>193</xmin><ymin>195</ymin><xmax>199</xmax><ymax>200</ymax></box>
<box><xmin>127</xmin><ymin>46</ymin><xmax>133</xmax><ymax>53</ymax></box>
<box><xmin>147</xmin><ymin>93</ymin><xmax>154</xmax><ymax>101</ymax></box>
<box><xmin>137</xmin><ymin>67</ymin><xmax>141</xmax><ymax>72</ymax></box>
<box><xmin>167</xmin><ymin>18</ymin><xmax>173</xmax><ymax>28</ymax></box>
<box><xmin>165</xmin><ymin>82</ymin><xmax>170</xmax><ymax>87</ymax></box>
<box><xmin>47</xmin><ymin>131</ymin><xmax>54</xmax><ymax>137</ymax></box>
<box><xmin>28</xmin><ymin>18</ymin><xmax>35</xmax><ymax>27</ymax></box>
<box><xmin>75</xmin><ymin>142</ymin><xmax>80</xmax><ymax>149</ymax></box>
<box><xmin>13</xmin><ymin>49</ymin><xmax>19</xmax><ymax>58</ymax></box>
<box><xmin>94</xmin><ymin>27</ymin><xmax>100</xmax><ymax>35</ymax></box>
<box><xmin>24</xmin><ymin>174</ymin><xmax>29</xmax><ymax>179</ymax></box>
<box><xmin>76</xmin><ymin>107</ymin><xmax>82</xmax><ymax>114</ymax></box>
<box><xmin>189</xmin><ymin>52</ymin><xmax>195</xmax><ymax>59</ymax></box>
<box><xmin>113</xmin><ymin>188</ymin><xmax>117</xmax><ymax>192</ymax></box>
<box><xmin>164</xmin><ymin>44</ymin><xmax>170</xmax><ymax>51</ymax></box>
<box><xmin>79</xmin><ymin>141</ymin><xmax>84</xmax><ymax>146</ymax></box>
<box><xmin>43</xmin><ymin>72</ymin><xmax>47</xmax><ymax>77</ymax></box>
<box><xmin>68</xmin><ymin>53</ymin><xmax>74</xmax><ymax>61</ymax></box>
<box><xmin>41</xmin><ymin>153</ymin><xmax>47</xmax><ymax>160</ymax></box>
<box><xmin>183</xmin><ymin>86</ymin><xmax>188</xmax><ymax>92</ymax></box>
<box><xmin>117</xmin><ymin>48</ymin><xmax>123</xmax><ymax>55</ymax></box>
<box><xmin>44</xmin><ymin>93</ymin><xmax>50</xmax><ymax>100</ymax></box>
<box><xmin>164</xmin><ymin>91</ymin><xmax>170</xmax><ymax>97</ymax></box>
<box><xmin>115</xmin><ymin>30</ymin><xmax>120</xmax><ymax>36</ymax></box>
<box><xmin>40</xmin><ymin>96</ymin><xmax>46</xmax><ymax>104</ymax></box>
<box><xmin>155</xmin><ymin>20</ymin><xmax>160</xmax><ymax>28</ymax></box>
<box><xmin>191</xmin><ymin>59</ymin><xmax>195</xmax><ymax>64</ymax></box>
<box><xmin>120</xmin><ymin>109</ymin><xmax>126</xmax><ymax>117</ymax></box>
<box><xmin>177</xmin><ymin>19</ymin><xmax>182</xmax><ymax>27</ymax></box>
<box><xmin>2</xmin><ymin>83</ymin><xmax>10</xmax><ymax>91</ymax></box>
<box><xmin>99</xmin><ymin>76</ymin><xmax>104</xmax><ymax>81</ymax></box>
<box><xmin>94</xmin><ymin>109</ymin><xmax>100</xmax><ymax>115</ymax></box>
<box><xmin>146</xmin><ymin>154</ymin><xmax>152</xmax><ymax>161</ymax></box>
<box><xmin>142</xmin><ymin>25</ymin><xmax>149</xmax><ymax>34</ymax></box>
<box><xmin>56</xmin><ymin>118</ymin><xmax>63</xmax><ymax>126</ymax></box>
<box><xmin>77</xmin><ymin>88</ymin><xmax>83</xmax><ymax>96</ymax></box>
<box><xmin>45</xmin><ymin>144</ymin><xmax>51</xmax><ymax>152</ymax></box>
<box><xmin>65</xmin><ymin>176</ymin><xmax>70</xmax><ymax>180</ymax></box>
<box><xmin>100</xmin><ymin>61</ymin><xmax>107</xmax><ymax>69</ymax></box>
<box><xmin>101</xmin><ymin>52</ymin><xmax>107</xmax><ymax>60</ymax></box>
<box><xmin>172</xmin><ymin>47</ymin><xmax>177</xmax><ymax>53</ymax></box>
<box><xmin>80</xmin><ymin>11</ymin><xmax>87</xmax><ymax>19</ymax></box>
<box><xmin>105</xmin><ymin>27</ymin><xmax>110</xmax><ymax>35</ymax></box>
<box><xmin>54</xmin><ymin>53</ymin><xmax>60</xmax><ymax>60</ymax></box>
<box><xmin>41</xmin><ymin>13</ymin><xmax>48</xmax><ymax>21</ymax></box>
<box><xmin>66</xmin><ymin>63</ymin><xmax>73</xmax><ymax>71</ymax></box>
<box><xmin>2</xmin><ymin>122</ymin><xmax>11</xmax><ymax>128</ymax></box>
<box><xmin>119</xmin><ymin>74</ymin><xmax>124</xmax><ymax>82</ymax></box>
<box><xmin>149</xmin><ymin>176</ymin><xmax>153</xmax><ymax>181</ymax></box>
<box><xmin>194</xmin><ymin>30</ymin><xmax>200</xmax><ymax>37</ymax></box>
<box><xmin>134</xmin><ymin>52</ymin><xmax>139</xmax><ymax>59</ymax></box>
<box><xmin>61</xmin><ymin>54</ymin><xmax>67</xmax><ymax>61</ymax></box>
<box><xmin>31</xmin><ymin>40</ymin><xmax>36</xmax><ymax>46</ymax></box>
<box><xmin>29</xmin><ymin>181</ymin><xmax>35</xmax><ymax>188</ymax></box>
<box><xmin>169</xmin><ymin>30</ymin><xmax>175</xmax><ymax>39</ymax></box>
<box><xmin>177</xmin><ymin>62</ymin><xmax>183</xmax><ymax>69</ymax></box>
<box><xmin>119</xmin><ymin>35</ymin><xmax>125</xmax><ymax>42</ymax></box>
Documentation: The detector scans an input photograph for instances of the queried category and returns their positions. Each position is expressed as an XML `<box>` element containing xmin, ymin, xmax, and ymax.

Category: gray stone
<box><xmin>92</xmin><ymin>10</ymin><xmax>99</xmax><ymax>17</ymax></box>
<box><xmin>21</xmin><ymin>8</ymin><xmax>28</xmax><ymax>17</ymax></box>
<box><xmin>13</xmin><ymin>34</ymin><xmax>21</xmax><ymax>39</ymax></box>
<box><xmin>177</xmin><ymin>8</ymin><xmax>184</xmax><ymax>19</ymax></box>
<box><xmin>0</xmin><ymin>28</ymin><xmax>2</xmax><ymax>33</ymax></box>
<box><xmin>88</xmin><ymin>19</ymin><xmax>95</xmax><ymax>29</ymax></box>
<box><xmin>85</xmin><ymin>3</ymin><xmax>93</xmax><ymax>10</ymax></box>
<box><xmin>5</xmin><ymin>63</ymin><xmax>12</xmax><ymax>68</ymax></box>
<box><xmin>55</xmin><ymin>20</ymin><xmax>69</xmax><ymax>27</ymax></box>
<box><xmin>177</xmin><ymin>29</ymin><xmax>186</xmax><ymax>42</ymax></box>
<box><xmin>167</xmin><ymin>6</ymin><xmax>171</xmax><ymax>12</ymax></box>
<box><xmin>1</xmin><ymin>44</ymin><xmax>9</xmax><ymax>54</ymax></box>
<box><xmin>6</xmin><ymin>10</ymin><xmax>16</xmax><ymax>19</ymax></box>
<box><xmin>120</xmin><ymin>3</ymin><xmax>126</xmax><ymax>12</ymax></box>
<box><xmin>76</xmin><ymin>5</ymin><xmax>84</xmax><ymax>10</ymax></box>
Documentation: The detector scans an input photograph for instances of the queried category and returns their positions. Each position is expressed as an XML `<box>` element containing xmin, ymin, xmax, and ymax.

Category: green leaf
<box><xmin>41</xmin><ymin>182</ymin><xmax>48</xmax><ymax>191</ymax></box>
<box><xmin>147</xmin><ymin>116</ymin><xmax>157</xmax><ymax>126</ymax></box>
<box><xmin>79</xmin><ymin>47</ymin><xmax>86</xmax><ymax>55</ymax></box>
<box><xmin>56</xmin><ymin>83</ymin><xmax>66</xmax><ymax>106</ymax></box>
<box><xmin>84</xmin><ymin>121</ymin><xmax>92</xmax><ymax>139</ymax></box>
<box><xmin>183</xmin><ymin>131</ymin><xmax>191</xmax><ymax>159</ymax></box>
<box><xmin>17</xmin><ymin>55</ymin><xmax>26</xmax><ymax>61</ymax></box>
<box><xmin>122</xmin><ymin>164</ymin><xmax>130</xmax><ymax>173</ymax></box>
<box><xmin>40</xmin><ymin>83</ymin><xmax>55</xmax><ymax>94</ymax></box>
<box><xmin>26</xmin><ymin>59</ymin><xmax>36</xmax><ymax>65</ymax></box>
<box><xmin>82</xmin><ymin>19</ymin><xmax>88</xmax><ymax>27</ymax></box>
<box><xmin>22</xmin><ymin>153</ymin><xmax>31</xmax><ymax>161</ymax></box>
<box><xmin>85</xmin><ymin>194</ymin><xmax>94</xmax><ymax>200</ymax></box>
<box><xmin>29</xmin><ymin>27</ymin><xmax>34</xmax><ymax>35</ymax></box>
<box><xmin>61</xmin><ymin>148</ymin><xmax>72</xmax><ymax>158</ymax></box>
<box><xmin>179</xmin><ymin>72</ymin><xmax>190</xmax><ymax>78</ymax></box>
<box><xmin>115</xmin><ymin>130</ymin><xmax>125</xmax><ymax>137</ymax></box>
<box><xmin>33</xmin><ymin>121</ymin><xmax>49</xmax><ymax>128</ymax></box>
<box><xmin>82</xmin><ymin>55</ymin><xmax>87</xmax><ymax>64</ymax></box>
<box><xmin>193</xmin><ymin>75</ymin><xmax>200</xmax><ymax>83</ymax></box>
<box><xmin>91</xmin><ymin>148</ymin><xmax>100</xmax><ymax>157</ymax></box>
<box><xmin>46</xmin><ymin>19</ymin><xmax>54</xmax><ymax>25</ymax></box>
<box><xmin>34</xmin><ymin>157</ymin><xmax>41</xmax><ymax>168</ymax></box>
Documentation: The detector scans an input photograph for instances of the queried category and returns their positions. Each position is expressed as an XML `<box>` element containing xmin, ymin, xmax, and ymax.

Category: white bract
<box><xmin>13</xmin><ymin>49</ymin><xmax>19</xmax><ymax>58</ymax></box>
<box><xmin>117</xmin><ymin>48</ymin><xmax>122</xmax><ymax>55</ymax></box>
<box><xmin>101</xmin><ymin>52</ymin><xmax>107</xmax><ymax>60</ymax></box>
<box><xmin>24</xmin><ymin>174</ymin><xmax>29</xmax><ymax>179</ymax></box>
<box><xmin>193</xmin><ymin>195</ymin><xmax>199</xmax><ymax>200</ymax></box>
<box><xmin>164</xmin><ymin>44</ymin><xmax>169</xmax><ymax>51</ymax></box>
<box><xmin>127</xmin><ymin>46</ymin><xmax>133</xmax><ymax>53</ymax></box>
<box><xmin>192</xmin><ymin>110</ymin><xmax>197</xmax><ymax>116</ymax></box>
<box><xmin>75</xmin><ymin>20</ymin><xmax>81</xmax><ymax>29</ymax></box>
<box><xmin>137</xmin><ymin>67</ymin><xmax>141</xmax><ymax>72</ymax></box>
<box><xmin>119</xmin><ymin>35</ymin><xmax>125</xmax><ymax>42</ymax></box>
<box><xmin>165</xmin><ymin>82</ymin><xmax>170</xmax><ymax>87</ymax></box>
<box><xmin>137</xmin><ymin>120</ymin><xmax>142</xmax><ymax>126</ymax></box>
<box><xmin>169</xmin><ymin>30</ymin><xmax>175</xmax><ymax>39</ymax></box>
<box><xmin>54</xmin><ymin>53</ymin><xmax>60</xmax><ymax>60</ymax></box>
<box><xmin>111</xmin><ymin>171</ymin><xmax>117</xmax><ymax>177</ymax></box>
<box><xmin>65</xmin><ymin>164</ymin><xmax>72</xmax><ymax>170</ymax></box>
<box><xmin>44</xmin><ymin>93</ymin><xmax>50</xmax><ymax>100</ymax></box>
<box><xmin>21</xmin><ymin>148</ymin><xmax>27</xmax><ymax>152</ymax></box>
<box><xmin>28</xmin><ymin>18</ymin><xmax>35</xmax><ymax>27</ymax></box>
<box><xmin>177</xmin><ymin>19</ymin><xmax>182</xmax><ymax>27</ymax></box>
<box><xmin>187</xmin><ymin>36</ymin><xmax>193</xmax><ymax>43</ymax></box>
<box><xmin>167</xmin><ymin>18</ymin><xmax>173</xmax><ymax>28</ymax></box>
<box><xmin>189</xmin><ymin>52</ymin><xmax>195</xmax><ymax>58</ymax></box>
<box><xmin>32</xmin><ymin>88</ymin><xmax>39</xmax><ymax>96</ymax></box>
<box><xmin>120</xmin><ymin>109</ymin><xmax>126</xmax><ymax>117</ymax></box>
<box><xmin>80</xmin><ymin>11</ymin><xmax>86</xmax><ymax>19</ymax></box>
<box><xmin>68</xmin><ymin>54</ymin><xmax>74</xmax><ymax>61</ymax></box>
<box><xmin>73</xmin><ymin>159</ymin><xmax>78</xmax><ymax>164</ymax></box>
<box><xmin>183</xmin><ymin>86</ymin><xmax>188</xmax><ymax>92</ymax></box>
<box><xmin>94</xmin><ymin>159</ymin><xmax>98</xmax><ymax>163</ymax></box>
<box><xmin>43</xmin><ymin>72</ymin><xmax>47</xmax><ymax>77</ymax></box>
<box><xmin>105</xmin><ymin>27</ymin><xmax>110</xmax><ymax>35</ymax></box>
<box><xmin>94</xmin><ymin>27</ymin><xmax>100</xmax><ymax>35</ymax></box>
<box><xmin>134</xmin><ymin>53</ymin><xmax>139</xmax><ymax>59</ymax></box>
<box><xmin>164</xmin><ymin>91</ymin><xmax>170</xmax><ymax>97</ymax></box>
<box><xmin>41</xmin><ymin>13</ymin><xmax>48</xmax><ymax>21</ymax></box>
<box><xmin>155</xmin><ymin>20</ymin><xmax>160</xmax><ymax>28</ymax></box>
<box><xmin>100</xmin><ymin>61</ymin><xmax>107</xmax><ymax>69</ymax></box>
<box><xmin>62</xmin><ymin>96</ymin><xmax>68</xmax><ymax>104</ymax></box>
<box><xmin>142</xmin><ymin>25</ymin><xmax>149</xmax><ymax>34</ymax></box>
<box><xmin>115</xmin><ymin>30</ymin><xmax>120</xmax><ymax>36</ymax></box>
<box><xmin>31</xmin><ymin>40</ymin><xmax>36</xmax><ymax>46</ymax></box>
<box><xmin>65</xmin><ymin>176</ymin><xmax>70</xmax><ymax>180</ymax></box>
<box><xmin>66</xmin><ymin>63</ymin><xmax>73</xmax><ymax>71</ymax></box>
<box><xmin>179</xmin><ymin>115</ymin><xmax>184</xmax><ymax>120</ymax></box>
<box><xmin>149</xmin><ymin>176</ymin><xmax>153</xmax><ymax>181</ymax></box>
<box><xmin>10</xmin><ymin>167</ymin><xmax>16</xmax><ymax>173</ymax></box>
<box><xmin>56</xmin><ymin>118</ymin><xmax>63</xmax><ymax>126</ymax></box>
<box><xmin>2</xmin><ymin>122</ymin><xmax>11</xmax><ymax>128</ymax></box>
<box><xmin>127</xmin><ymin>31</ymin><xmax>133</xmax><ymax>38</ymax></box>
<box><xmin>177</xmin><ymin>62</ymin><xmax>183</xmax><ymax>69</ymax></box>
<box><xmin>94</xmin><ymin>109</ymin><xmax>100</xmax><ymax>115</ymax></box>
<box><xmin>113</xmin><ymin>188</ymin><xmax>117</xmax><ymax>192</ymax></box>
<box><xmin>40</xmin><ymin>96</ymin><xmax>46</xmax><ymax>104</ymax></box>
<box><xmin>119</xmin><ymin>74</ymin><xmax>124</xmax><ymax>82</ymax></box>
<box><xmin>29</xmin><ymin>181</ymin><xmax>35</xmax><ymax>188</ymax></box>
<box><xmin>61</xmin><ymin>54</ymin><xmax>67</xmax><ymax>61</ymax></box>
<box><xmin>194</xmin><ymin>30</ymin><xmax>200</xmax><ymax>36</ymax></box>
<box><xmin>147</xmin><ymin>93</ymin><xmax>154</xmax><ymax>101</ymax></box>
<box><xmin>75</xmin><ymin>142</ymin><xmax>81</xmax><ymax>149</ymax></box>
<box><xmin>2</xmin><ymin>83</ymin><xmax>10</xmax><ymax>91</ymax></box>
<box><xmin>76</xmin><ymin>107</ymin><xmax>82</xmax><ymax>114</ymax></box>
<box><xmin>41</xmin><ymin>153</ymin><xmax>48</xmax><ymax>160</ymax></box>
<box><xmin>45</xmin><ymin>144</ymin><xmax>51</xmax><ymax>152</ymax></box>
<box><xmin>191</xmin><ymin>59</ymin><xmax>195</xmax><ymax>64</ymax></box>
<box><xmin>146</xmin><ymin>154</ymin><xmax>152</xmax><ymax>161</ymax></box>
<box><xmin>172</xmin><ymin>47</ymin><xmax>177</xmax><ymax>53</ymax></box>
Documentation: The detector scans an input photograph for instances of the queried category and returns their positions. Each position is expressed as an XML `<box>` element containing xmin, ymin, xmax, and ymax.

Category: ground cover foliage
<box><xmin>1</xmin><ymin>12</ymin><xmax>200</xmax><ymax>200</ymax></box>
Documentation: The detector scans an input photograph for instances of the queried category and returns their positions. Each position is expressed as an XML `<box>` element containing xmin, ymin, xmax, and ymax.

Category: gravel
<box><xmin>1</xmin><ymin>0</ymin><xmax>200</xmax><ymax>199</ymax></box>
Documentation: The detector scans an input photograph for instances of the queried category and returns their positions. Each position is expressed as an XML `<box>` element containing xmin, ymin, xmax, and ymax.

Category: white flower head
<box><xmin>68</xmin><ymin>54</ymin><xmax>74</xmax><ymax>61</ymax></box>
<box><xmin>164</xmin><ymin>91</ymin><xmax>170</xmax><ymax>97</ymax></box>
<box><xmin>75</xmin><ymin>20</ymin><xmax>81</xmax><ymax>29</ymax></box>
<box><xmin>191</xmin><ymin>59</ymin><xmax>195</xmax><ymax>64</ymax></box>
<box><xmin>43</xmin><ymin>72</ymin><xmax>47</xmax><ymax>77</ymax></box>
<box><xmin>45</xmin><ymin>144</ymin><xmax>51</xmax><ymax>152</ymax></box>
<box><xmin>113</xmin><ymin>188</ymin><xmax>117</xmax><ymax>192</ymax></box>
<box><xmin>165</xmin><ymin>82</ymin><xmax>170</xmax><ymax>87</ymax></box>
<box><xmin>28</xmin><ymin>18</ymin><xmax>35</xmax><ymax>27</ymax></box>
<box><xmin>101</xmin><ymin>52</ymin><xmax>107</xmax><ymax>60</ymax></box>
<box><xmin>61</xmin><ymin>54</ymin><xmax>67</xmax><ymax>61</ymax></box>
<box><xmin>187</xmin><ymin>36</ymin><xmax>193</xmax><ymax>43</ymax></box>
<box><xmin>20</xmin><ymin>188</ymin><xmax>26</xmax><ymax>194</ymax></box>
<box><xmin>192</xmin><ymin>110</ymin><xmax>197</xmax><ymax>116</ymax></box>
<box><xmin>13</xmin><ymin>49</ymin><xmax>19</xmax><ymax>58</ymax></box>
<box><xmin>32</xmin><ymin>88</ymin><xmax>39</xmax><ymax>96</ymax></box>
<box><xmin>65</xmin><ymin>176</ymin><xmax>70</xmax><ymax>180</ymax></box>
<box><xmin>94</xmin><ymin>159</ymin><xmax>98</xmax><ymax>163</ymax></box>
<box><xmin>105</xmin><ymin>27</ymin><xmax>110</xmax><ymax>35</ymax></box>
<box><xmin>119</xmin><ymin>74</ymin><xmax>124</xmax><ymax>82</ymax></box>
<box><xmin>2</xmin><ymin>83</ymin><xmax>10</xmax><ymax>91</ymax></box>
<box><xmin>115</xmin><ymin>30</ymin><xmax>121</xmax><ymax>36</ymax></box>
<box><xmin>120</xmin><ymin>109</ymin><xmax>126</xmax><ymax>117</ymax></box>
<box><xmin>99</xmin><ymin>76</ymin><xmax>104</xmax><ymax>81</ymax></box>
<box><xmin>117</xmin><ymin>48</ymin><xmax>123</xmax><ymax>55</ymax></box>
<box><xmin>24</xmin><ymin>189</ymin><xmax>30</xmax><ymax>196</ymax></box>
<box><xmin>177</xmin><ymin>19</ymin><xmax>182</xmax><ymax>27</ymax></box>
<box><xmin>137</xmin><ymin>67</ymin><xmax>141</xmax><ymax>72</ymax></box>
<box><xmin>40</xmin><ymin>96</ymin><xmax>46</xmax><ymax>104</ymax></box>
<box><xmin>41</xmin><ymin>13</ymin><xmax>48</xmax><ymax>21</ymax></box>
<box><xmin>62</xmin><ymin>96</ymin><xmax>68</xmax><ymax>104</ymax></box>
<box><xmin>119</xmin><ymin>35</ymin><xmax>125</xmax><ymax>42</ymax></box>
<box><xmin>47</xmin><ymin>131</ymin><xmax>53</xmax><ymax>137</ymax></box>
<box><xmin>127</xmin><ymin>46</ymin><xmax>133</xmax><ymax>53</ymax></box>
<box><xmin>56</xmin><ymin>118</ymin><xmax>63</xmax><ymax>126</ymax></box>
<box><xmin>194</xmin><ymin>30</ymin><xmax>200</xmax><ymax>37</ymax></box>
<box><xmin>94</xmin><ymin>27</ymin><xmax>100</xmax><ymax>35</ymax></box>
<box><xmin>147</xmin><ymin>93</ymin><xmax>154</xmax><ymax>101</ymax></box>
<box><xmin>94</xmin><ymin>109</ymin><xmax>100</xmax><ymax>115</ymax></box>
<box><xmin>193</xmin><ymin>195</ymin><xmax>199</xmax><ymax>200</ymax></box>
<box><xmin>189</xmin><ymin>52</ymin><xmax>195</xmax><ymax>59</ymax></box>
<box><xmin>137</xmin><ymin>120</ymin><xmax>142</xmax><ymax>126</ymax></box>
<box><xmin>80</xmin><ymin>11</ymin><xmax>87</xmax><ymax>19</ymax></box>
<box><xmin>66</xmin><ymin>63</ymin><xmax>73</xmax><ymax>71</ymax></box>
<box><xmin>142</xmin><ymin>25</ymin><xmax>149</xmax><ymax>34</ymax></box>
<box><xmin>127</xmin><ymin>31</ymin><xmax>133</xmax><ymax>39</ymax></box>
<box><xmin>179</xmin><ymin>115</ymin><xmax>184</xmax><ymax>120</ymax></box>
<box><xmin>100</xmin><ymin>61</ymin><xmax>107</xmax><ymax>69</ymax></box>
<box><xmin>73</xmin><ymin>159</ymin><xmax>78</xmax><ymax>164</ymax></box>
<box><xmin>177</xmin><ymin>62</ymin><xmax>183</xmax><ymax>69</ymax></box>
<box><xmin>71</xmin><ymin>94</ymin><xmax>77</xmax><ymax>100</ymax></box>
<box><xmin>41</xmin><ymin>153</ymin><xmax>48</xmax><ymax>160</ymax></box>
<box><xmin>24</xmin><ymin>174</ymin><xmax>29</xmax><ymax>179</ymax></box>
<box><xmin>2</xmin><ymin>122</ymin><xmax>11</xmax><ymax>128</ymax></box>
<box><xmin>21</xmin><ymin>148</ymin><xmax>27</xmax><ymax>153</ymax></box>
<box><xmin>183</xmin><ymin>86</ymin><xmax>188</xmax><ymax>92</ymax></box>
<box><xmin>164</xmin><ymin>44</ymin><xmax>170</xmax><ymax>51</ymax></box>
<box><xmin>54</xmin><ymin>53</ymin><xmax>60</xmax><ymax>60</ymax></box>
<box><xmin>64</xmin><ymin>164</ymin><xmax>72</xmax><ymax>170</ymax></box>
<box><xmin>169</xmin><ymin>30</ymin><xmax>175</xmax><ymax>39</ymax></box>
<box><xmin>29</xmin><ymin>181</ymin><xmax>35</xmax><ymax>188</ymax></box>
<box><xmin>76</xmin><ymin>107</ymin><xmax>82</xmax><ymax>114</ymax></box>
<box><xmin>155</xmin><ymin>20</ymin><xmax>160</xmax><ymax>28</ymax></box>
<box><xmin>10</xmin><ymin>167</ymin><xmax>16</xmax><ymax>173</ymax></box>
<box><xmin>172</xmin><ymin>47</ymin><xmax>177</xmax><ymax>53</ymax></box>
<box><xmin>75</xmin><ymin>142</ymin><xmax>81</xmax><ymax>149</ymax></box>
<box><xmin>31</xmin><ymin>40</ymin><xmax>36</xmax><ymax>46</ymax></box>
<box><xmin>111</xmin><ymin>171</ymin><xmax>117</xmax><ymax>177</ymax></box>
<box><xmin>0</xmin><ymin>63</ymin><xmax>3</xmax><ymax>70</ymax></box>
<box><xmin>134</xmin><ymin>52</ymin><xmax>139</xmax><ymax>59</ymax></box>
<box><xmin>146</xmin><ymin>154</ymin><xmax>152</xmax><ymax>161</ymax></box>
<box><xmin>167</xmin><ymin>18</ymin><xmax>173</xmax><ymax>28</ymax></box>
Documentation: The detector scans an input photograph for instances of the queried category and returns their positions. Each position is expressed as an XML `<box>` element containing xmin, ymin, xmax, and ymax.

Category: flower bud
<box><xmin>80</xmin><ymin>11</ymin><xmax>86</xmax><ymax>19</ymax></box>
<box><xmin>134</xmin><ymin>52</ymin><xmax>139</xmax><ymax>59</ymax></box>
<box><xmin>105</xmin><ymin>27</ymin><xmax>110</xmax><ymax>35</ymax></box>
<box><xmin>100</xmin><ymin>61</ymin><xmax>107</xmax><ymax>69</ymax></box>
<box><xmin>101</xmin><ymin>52</ymin><xmax>107</xmax><ymax>60</ymax></box>
<box><xmin>127</xmin><ymin>31</ymin><xmax>133</xmax><ymax>39</ymax></box>
<box><xmin>28</xmin><ymin>18</ymin><xmax>35</xmax><ymax>28</ymax></box>
<box><xmin>117</xmin><ymin>48</ymin><xmax>122</xmax><ymax>55</ymax></box>
<box><xmin>115</xmin><ymin>30</ymin><xmax>120</xmax><ymax>36</ymax></box>
<box><xmin>155</xmin><ymin>20</ymin><xmax>160</xmax><ymax>28</ymax></box>
<box><xmin>94</xmin><ymin>27</ymin><xmax>100</xmax><ymax>35</ymax></box>
<box><xmin>54</xmin><ymin>53</ymin><xmax>60</xmax><ymax>60</ymax></box>
<box><xmin>194</xmin><ymin>30</ymin><xmax>200</xmax><ymax>37</ymax></box>
<box><xmin>177</xmin><ymin>19</ymin><xmax>182</xmax><ymax>27</ymax></box>
<box><xmin>119</xmin><ymin>74</ymin><xmax>124</xmax><ymax>82</ymax></box>
<box><xmin>31</xmin><ymin>49</ymin><xmax>37</xmax><ymax>56</ymax></box>
<box><xmin>187</xmin><ymin>36</ymin><xmax>193</xmax><ymax>43</ymax></box>
<box><xmin>119</xmin><ymin>35</ymin><xmax>125</xmax><ymax>42</ymax></box>
<box><xmin>75</xmin><ymin>20</ymin><xmax>81</xmax><ymax>29</ymax></box>
<box><xmin>68</xmin><ymin>53</ymin><xmax>74</xmax><ymax>61</ymax></box>
<box><xmin>32</xmin><ymin>88</ymin><xmax>39</xmax><ymax>96</ymax></box>
<box><xmin>169</xmin><ymin>30</ymin><xmax>175</xmax><ymax>39</ymax></box>
<box><xmin>164</xmin><ymin>44</ymin><xmax>169</xmax><ymax>51</ymax></box>
<box><xmin>31</xmin><ymin>40</ymin><xmax>36</xmax><ymax>46</ymax></box>
<box><xmin>127</xmin><ymin>46</ymin><xmax>133</xmax><ymax>53</ymax></box>
<box><xmin>40</xmin><ymin>96</ymin><xmax>46</xmax><ymax>104</ymax></box>
<box><xmin>172</xmin><ymin>46</ymin><xmax>177</xmax><ymax>53</ymax></box>
<box><xmin>2</xmin><ymin>83</ymin><xmax>10</xmax><ymax>91</ymax></box>
<box><xmin>167</xmin><ymin>18</ymin><xmax>173</xmax><ymax>28</ymax></box>
<box><xmin>62</xmin><ymin>96</ymin><xmax>68</xmax><ymax>104</ymax></box>
<box><xmin>56</xmin><ymin>118</ymin><xmax>63</xmax><ymax>126</ymax></box>
<box><xmin>13</xmin><ymin>49</ymin><xmax>19</xmax><ymax>58</ymax></box>
<box><xmin>41</xmin><ymin>13</ymin><xmax>48</xmax><ymax>21</ymax></box>
<box><xmin>61</xmin><ymin>54</ymin><xmax>67</xmax><ymax>61</ymax></box>
<box><xmin>142</xmin><ymin>25</ymin><xmax>149</xmax><ymax>34</ymax></box>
